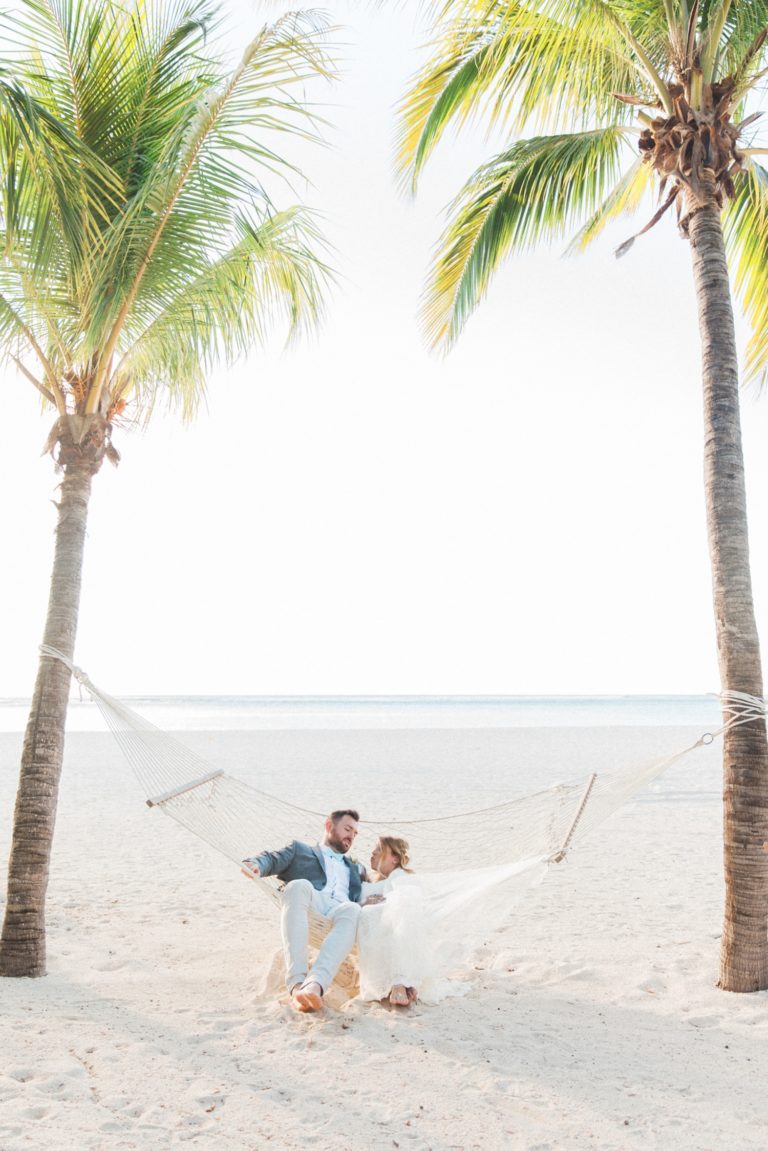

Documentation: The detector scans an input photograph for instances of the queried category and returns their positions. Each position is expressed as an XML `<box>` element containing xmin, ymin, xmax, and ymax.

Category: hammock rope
<box><xmin>40</xmin><ymin>647</ymin><xmax>768</xmax><ymax>897</ymax></box>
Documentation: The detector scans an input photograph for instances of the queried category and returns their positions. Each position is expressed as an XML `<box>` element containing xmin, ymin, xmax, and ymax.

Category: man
<box><xmin>242</xmin><ymin>809</ymin><xmax>365</xmax><ymax>1013</ymax></box>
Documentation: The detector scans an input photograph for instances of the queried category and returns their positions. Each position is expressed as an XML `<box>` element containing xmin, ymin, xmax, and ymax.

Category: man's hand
<box><xmin>362</xmin><ymin>894</ymin><xmax>386</xmax><ymax>906</ymax></box>
<box><xmin>241</xmin><ymin>860</ymin><xmax>261</xmax><ymax>879</ymax></box>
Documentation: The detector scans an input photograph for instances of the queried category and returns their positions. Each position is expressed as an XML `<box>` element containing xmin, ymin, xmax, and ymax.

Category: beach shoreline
<box><xmin>1</xmin><ymin>723</ymin><xmax>765</xmax><ymax>1150</ymax></box>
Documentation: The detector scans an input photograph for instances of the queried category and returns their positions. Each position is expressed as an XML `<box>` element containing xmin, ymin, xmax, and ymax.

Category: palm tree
<box><xmin>398</xmin><ymin>0</ymin><xmax>768</xmax><ymax>991</ymax></box>
<box><xmin>0</xmin><ymin>0</ymin><xmax>333</xmax><ymax>978</ymax></box>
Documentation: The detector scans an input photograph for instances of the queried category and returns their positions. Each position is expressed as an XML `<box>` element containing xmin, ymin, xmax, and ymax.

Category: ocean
<box><xmin>0</xmin><ymin>693</ymin><xmax>723</xmax><ymax>734</ymax></box>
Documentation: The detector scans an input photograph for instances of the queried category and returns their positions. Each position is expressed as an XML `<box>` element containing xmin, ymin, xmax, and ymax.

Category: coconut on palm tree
<box><xmin>399</xmin><ymin>0</ymin><xmax>768</xmax><ymax>991</ymax></box>
<box><xmin>0</xmin><ymin>0</ymin><xmax>333</xmax><ymax>978</ymax></box>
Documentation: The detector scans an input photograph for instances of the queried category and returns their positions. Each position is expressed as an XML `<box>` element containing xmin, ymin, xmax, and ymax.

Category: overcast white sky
<box><xmin>1</xmin><ymin>0</ymin><xmax>767</xmax><ymax>698</ymax></box>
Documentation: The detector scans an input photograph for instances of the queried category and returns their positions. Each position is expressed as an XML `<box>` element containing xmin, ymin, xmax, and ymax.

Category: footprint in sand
<box><xmin>687</xmin><ymin>1015</ymin><xmax>720</xmax><ymax>1028</ymax></box>
<box><xmin>99</xmin><ymin>1121</ymin><xmax>126</xmax><ymax>1134</ymax></box>
<box><xmin>180</xmin><ymin>1114</ymin><xmax>207</xmax><ymax>1129</ymax></box>
<box><xmin>7</xmin><ymin>1068</ymin><xmax>34</xmax><ymax>1083</ymax></box>
<box><xmin>638</xmin><ymin>975</ymin><xmax>667</xmax><ymax>996</ymax></box>
<box><xmin>36</xmin><ymin>1076</ymin><xmax>75</xmax><ymax>1096</ymax></box>
<box><xmin>19</xmin><ymin>1105</ymin><xmax>50</xmax><ymax>1120</ymax></box>
<box><xmin>196</xmin><ymin>1092</ymin><xmax>226</xmax><ymax>1112</ymax></box>
<box><xmin>99</xmin><ymin>1094</ymin><xmax>132</xmax><ymax>1113</ymax></box>
<box><xmin>538</xmin><ymin>962</ymin><xmax>596</xmax><ymax>984</ymax></box>
<box><xmin>198</xmin><ymin>1017</ymin><xmax>242</xmax><ymax>1034</ymax></box>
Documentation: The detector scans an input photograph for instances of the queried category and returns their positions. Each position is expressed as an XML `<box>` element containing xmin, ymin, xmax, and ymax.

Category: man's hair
<box><xmin>329</xmin><ymin>808</ymin><xmax>359</xmax><ymax>824</ymax></box>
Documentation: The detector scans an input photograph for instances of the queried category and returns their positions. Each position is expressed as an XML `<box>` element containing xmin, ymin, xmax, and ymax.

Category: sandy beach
<box><xmin>1</xmin><ymin>722</ymin><xmax>767</xmax><ymax>1150</ymax></box>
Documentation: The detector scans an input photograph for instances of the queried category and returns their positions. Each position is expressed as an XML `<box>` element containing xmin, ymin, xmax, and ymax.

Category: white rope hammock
<box><xmin>42</xmin><ymin>646</ymin><xmax>768</xmax><ymax>875</ymax></box>
<box><xmin>40</xmin><ymin>646</ymin><xmax>768</xmax><ymax>988</ymax></box>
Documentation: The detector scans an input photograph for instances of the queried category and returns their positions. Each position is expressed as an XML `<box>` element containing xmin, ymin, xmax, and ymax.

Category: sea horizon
<box><xmin>0</xmin><ymin>692</ymin><xmax>724</xmax><ymax>733</ymax></box>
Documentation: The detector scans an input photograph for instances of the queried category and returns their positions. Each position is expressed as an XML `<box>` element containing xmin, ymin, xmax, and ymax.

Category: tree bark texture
<box><xmin>0</xmin><ymin>416</ymin><xmax>106</xmax><ymax>977</ymax></box>
<box><xmin>687</xmin><ymin>181</ymin><xmax>768</xmax><ymax>992</ymax></box>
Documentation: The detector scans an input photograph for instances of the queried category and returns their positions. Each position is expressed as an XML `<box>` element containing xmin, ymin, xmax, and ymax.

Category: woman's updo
<box><xmin>379</xmin><ymin>835</ymin><xmax>413</xmax><ymax>873</ymax></box>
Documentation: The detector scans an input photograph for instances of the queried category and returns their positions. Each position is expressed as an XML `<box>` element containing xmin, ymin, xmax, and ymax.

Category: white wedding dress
<box><xmin>357</xmin><ymin>868</ymin><xmax>466</xmax><ymax>1004</ymax></box>
<box><xmin>356</xmin><ymin>857</ymin><xmax>550</xmax><ymax>1004</ymax></box>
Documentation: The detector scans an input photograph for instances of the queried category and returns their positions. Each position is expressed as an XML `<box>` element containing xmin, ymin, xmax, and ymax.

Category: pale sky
<box><xmin>1</xmin><ymin>1</ymin><xmax>767</xmax><ymax>698</ymax></box>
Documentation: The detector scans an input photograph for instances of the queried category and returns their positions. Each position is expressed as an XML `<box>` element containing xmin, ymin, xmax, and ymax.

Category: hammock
<box><xmin>40</xmin><ymin>648</ymin><xmax>766</xmax><ymax>992</ymax></box>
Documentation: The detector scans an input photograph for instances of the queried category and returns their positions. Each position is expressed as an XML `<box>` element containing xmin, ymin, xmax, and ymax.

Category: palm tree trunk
<box><xmin>687</xmin><ymin>179</ymin><xmax>768</xmax><ymax>992</ymax></box>
<box><xmin>0</xmin><ymin>416</ymin><xmax>105</xmax><ymax>978</ymax></box>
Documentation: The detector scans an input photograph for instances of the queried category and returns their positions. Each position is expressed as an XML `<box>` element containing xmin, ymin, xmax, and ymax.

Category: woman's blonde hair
<box><xmin>378</xmin><ymin>835</ymin><xmax>413</xmax><ymax>873</ymax></box>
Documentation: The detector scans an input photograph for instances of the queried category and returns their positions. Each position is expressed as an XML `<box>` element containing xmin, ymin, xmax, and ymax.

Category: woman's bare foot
<box><xmin>294</xmin><ymin>981</ymin><xmax>324</xmax><ymax>1013</ymax></box>
<box><xmin>389</xmin><ymin>984</ymin><xmax>410</xmax><ymax>1007</ymax></box>
<box><xmin>406</xmin><ymin>986</ymin><xmax>418</xmax><ymax>1003</ymax></box>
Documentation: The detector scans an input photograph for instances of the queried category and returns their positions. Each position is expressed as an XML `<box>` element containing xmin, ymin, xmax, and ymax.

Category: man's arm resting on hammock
<box><xmin>242</xmin><ymin>840</ymin><xmax>298</xmax><ymax>879</ymax></box>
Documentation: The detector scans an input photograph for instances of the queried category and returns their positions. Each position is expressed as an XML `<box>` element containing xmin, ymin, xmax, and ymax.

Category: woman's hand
<box><xmin>362</xmin><ymin>894</ymin><xmax>386</xmax><ymax>906</ymax></box>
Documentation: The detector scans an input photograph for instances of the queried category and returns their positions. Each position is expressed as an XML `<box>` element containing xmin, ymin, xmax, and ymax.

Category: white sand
<box><xmin>1</xmin><ymin>724</ymin><xmax>767</xmax><ymax>1151</ymax></box>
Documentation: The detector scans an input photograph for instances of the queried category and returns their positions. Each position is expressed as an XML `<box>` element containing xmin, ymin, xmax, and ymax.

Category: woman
<box><xmin>357</xmin><ymin>835</ymin><xmax>543</xmax><ymax>1006</ymax></box>
<box><xmin>358</xmin><ymin>835</ymin><xmax>425</xmax><ymax>1007</ymax></box>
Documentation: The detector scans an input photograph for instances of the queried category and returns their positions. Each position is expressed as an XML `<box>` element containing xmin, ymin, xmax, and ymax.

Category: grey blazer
<box><xmin>245</xmin><ymin>840</ymin><xmax>365</xmax><ymax>904</ymax></box>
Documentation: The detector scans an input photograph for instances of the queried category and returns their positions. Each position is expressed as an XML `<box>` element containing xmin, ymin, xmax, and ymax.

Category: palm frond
<box><xmin>121</xmin><ymin>1</ymin><xmax>219</xmax><ymax>196</ymax></box>
<box><xmin>726</xmin><ymin>22</ymin><xmax>768</xmax><ymax>104</ymax></box>
<box><xmin>0</xmin><ymin>1</ymin><xmax>333</xmax><ymax>421</ymax></box>
<box><xmin>0</xmin><ymin>68</ymin><xmax>119</xmax><ymax>267</ymax></box>
<box><xmin>5</xmin><ymin>2</ymin><xmax>131</xmax><ymax>234</ymax></box>
<box><xmin>423</xmin><ymin>126</ymin><xmax>632</xmax><ymax>348</ymax></box>
<box><xmin>0</xmin><ymin>287</ymin><xmax>51</xmax><ymax>366</ymax></box>
<box><xmin>723</xmin><ymin>161</ymin><xmax>768</xmax><ymax>388</ymax></box>
<box><xmin>700</xmin><ymin>0</ymin><xmax>734</xmax><ymax>81</ymax></box>
<box><xmin>565</xmin><ymin>156</ymin><xmax>653</xmax><ymax>253</ymax></box>
<box><xmin>702</xmin><ymin>0</ymin><xmax>768</xmax><ymax>83</ymax></box>
<box><xmin>112</xmin><ymin>206</ymin><xmax>331</xmax><ymax>419</ymax></box>
<box><xmin>398</xmin><ymin>30</ymin><xmax>496</xmax><ymax>195</ymax></box>
<box><xmin>399</xmin><ymin>0</ymin><xmax>648</xmax><ymax>191</ymax></box>
<box><xmin>81</xmin><ymin>8</ymin><xmax>334</xmax><ymax>408</ymax></box>
<box><xmin>485</xmin><ymin>0</ymin><xmax>653</xmax><ymax>129</ymax></box>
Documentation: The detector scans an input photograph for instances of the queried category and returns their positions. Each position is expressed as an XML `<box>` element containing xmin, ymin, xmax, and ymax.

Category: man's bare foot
<box><xmin>389</xmin><ymin>984</ymin><xmax>410</xmax><ymax>1007</ymax></box>
<box><xmin>406</xmin><ymin>986</ymin><xmax>418</xmax><ymax>1003</ymax></box>
<box><xmin>294</xmin><ymin>981</ymin><xmax>324</xmax><ymax>1013</ymax></box>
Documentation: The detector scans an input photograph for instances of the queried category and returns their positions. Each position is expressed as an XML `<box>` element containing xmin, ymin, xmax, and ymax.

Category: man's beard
<box><xmin>325</xmin><ymin>832</ymin><xmax>348</xmax><ymax>853</ymax></box>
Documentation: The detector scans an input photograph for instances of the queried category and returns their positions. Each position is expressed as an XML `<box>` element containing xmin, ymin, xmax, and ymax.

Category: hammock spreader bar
<box><xmin>146</xmin><ymin>769</ymin><xmax>225</xmax><ymax>809</ymax></box>
<box><xmin>550</xmin><ymin>772</ymin><xmax>597</xmax><ymax>864</ymax></box>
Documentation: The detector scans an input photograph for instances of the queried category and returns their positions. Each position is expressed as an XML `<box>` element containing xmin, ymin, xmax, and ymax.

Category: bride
<box><xmin>356</xmin><ymin>834</ymin><xmax>540</xmax><ymax>1006</ymax></box>
<box><xmin>358</xmin><ymin>835</ymin><xmax>451</xmax><ymax>1007</ymax></box>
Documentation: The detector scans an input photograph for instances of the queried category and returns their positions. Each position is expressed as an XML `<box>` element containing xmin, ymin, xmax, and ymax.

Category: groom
<box><xmin>242</xmin><ymin>809</ymin><xmax>365</xmax><ymax>1013</ymax></box>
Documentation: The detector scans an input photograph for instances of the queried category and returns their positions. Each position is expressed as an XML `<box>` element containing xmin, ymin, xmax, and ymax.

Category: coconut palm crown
<box><xmin>0</xmin><ymin>0</ymin><xmax>333</xmax><ymax>978</ymax></box>
<box><xmin>0</xmin><ymin>0</ymin><xmax>332</xmax><ymax>433</ymax></box>
<box><xmin>400</xmin><ymin>0</ymin><xmax>768</xmax><ymax>371</ymax></box>
<box><xmin>399</xmin><ymin>0</ymin><xmax>768</xmax><ymax>994</ymax></box>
